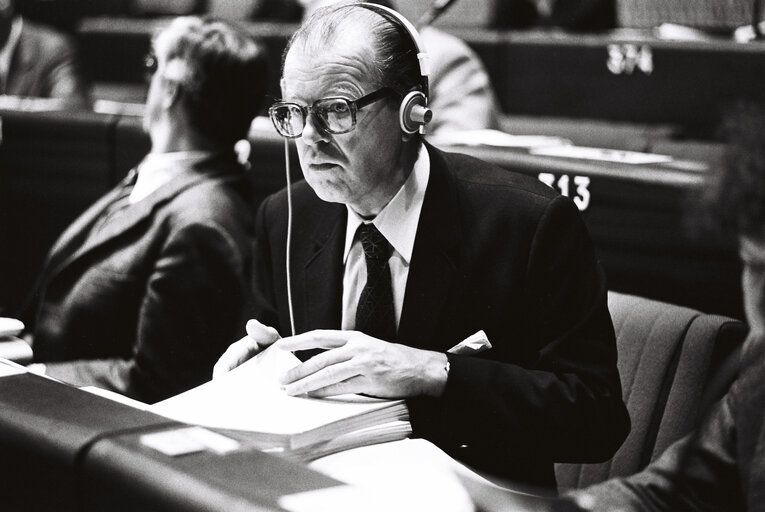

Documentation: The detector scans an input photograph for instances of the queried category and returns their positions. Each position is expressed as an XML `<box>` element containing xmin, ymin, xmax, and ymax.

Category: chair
<box><xmin>555</xmin><ymin>291</ymin><xmax>747</xmax><ymax>491</ymax></box>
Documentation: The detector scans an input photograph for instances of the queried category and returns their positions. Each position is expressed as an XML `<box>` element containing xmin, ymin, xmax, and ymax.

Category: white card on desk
<box><xmin>140</xmin><ymin>426</ymin><xmax>240</xmax><ymax>457</ymax></box>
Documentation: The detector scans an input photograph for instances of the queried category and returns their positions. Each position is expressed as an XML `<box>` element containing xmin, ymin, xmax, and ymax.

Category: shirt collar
<box><xmin>129</xmin><ymin>150</ymin><xmax>212</xmax><ymax>204</ymax></box>
<box><xmin>0</xmin><ymin>17</ymin><xmax>23</xmax><ymax>87</ymax></box>
<box><xmin>343</xmin><ymin>144</ymin><xmax>430</xmax><ymax>264</ymax></box>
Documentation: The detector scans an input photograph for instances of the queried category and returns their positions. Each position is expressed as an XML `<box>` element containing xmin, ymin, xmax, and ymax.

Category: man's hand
<box><xmin>275</xmin><ymin>330</ymin><xmax>448</xmax><ymax>399</ymax></box>
<box><xmin>212</xmin><ymin>319</ymin><xmax>281</xmax><ymax>378</ymax></box>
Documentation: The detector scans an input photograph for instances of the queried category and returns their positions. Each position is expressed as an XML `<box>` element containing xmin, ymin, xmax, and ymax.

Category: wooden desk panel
<box><xmin>491</xmin><ymin>31</ymin><xmax>765</xmax><ymax>136</ymax></box>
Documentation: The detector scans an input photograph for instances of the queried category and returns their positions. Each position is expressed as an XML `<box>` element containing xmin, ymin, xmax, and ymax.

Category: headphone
<box><xmin>355</xmin><ymin>2</ymin><xmax>433</xmax><ymax>135</ymax></box>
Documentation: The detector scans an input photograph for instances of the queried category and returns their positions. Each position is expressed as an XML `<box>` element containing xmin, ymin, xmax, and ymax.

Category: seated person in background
<box><xmin>0</xmin><ymin>0</ymin><xmax>90</xmax><ymax>107</ymax></box>
<box><xmin>497</xmin><ymin>0</ymin><xmax>615</xmax><ymax>31</ymax></box>
<box><xmin>215</xmin><ymin>1</ymin><xmax>629</xmax><ymax>490</ymax></box>
<box><xmin>22</xmin><ymin>17</ymin><xmax>266</xmax><ymax>403</ymax></box>
<box><xmin>297</xmin><ymin>0</ymin><xmax>502</xmax><ymax>133</ymax></box>
<box><xmin>566</xmin><ymin>103</ymin><xmax>765</xmax><ymax>511</ymax></box>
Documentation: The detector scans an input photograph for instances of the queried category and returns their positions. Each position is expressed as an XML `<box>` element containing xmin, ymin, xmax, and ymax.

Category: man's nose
<box><xmin>301</xmin><ymin>112</ymin><xmax>330</xmax><ymax>145</ymax></box>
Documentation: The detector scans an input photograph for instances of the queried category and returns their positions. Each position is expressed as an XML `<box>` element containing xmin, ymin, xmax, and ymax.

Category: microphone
<box><xmin>416</xmin><ymin>0</ymin><xmax>460</xmax><ymax>28</ymax></box>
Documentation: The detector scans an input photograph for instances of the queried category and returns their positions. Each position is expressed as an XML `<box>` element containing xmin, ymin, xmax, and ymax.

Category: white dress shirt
<box><xmin>129</xmin><ymin>150</ymin><xmax>212</xmax><ymax>204</ymax></box>
<box><xmin>341</xmin><ymin>144</ymin><xmax>430</xmax><ymax>333</ymax></box>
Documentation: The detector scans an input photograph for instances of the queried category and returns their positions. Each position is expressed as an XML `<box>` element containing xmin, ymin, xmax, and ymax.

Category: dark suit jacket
<box><xmin>571</xmin><ymin>336</ymin><xmax>765</xmax><ymax>511</ymax></box>
<box><xmin>251</xmin><ymin>143</ymin><xmax>629</xmax><ymax>488</ymax></box>
<box><xmin>30</xmin><ymin>154</ymin><xmax>253</xmax><ymax>404</ymax></box>
<box><xmin>5</xmin><ymin>19</ymin><xmax>90</xmax><ymax>106</ymax></box>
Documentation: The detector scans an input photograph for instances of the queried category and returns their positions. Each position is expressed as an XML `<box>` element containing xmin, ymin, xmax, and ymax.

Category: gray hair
<box><xmin>154</xmin><ymin>17</ymin><xmax>268</xmax><ymax>146</ymax></box>
<box><xmin>285</xmin><ymin>2</ymin><xmax>426</xmax><ymax>98</ymax></box>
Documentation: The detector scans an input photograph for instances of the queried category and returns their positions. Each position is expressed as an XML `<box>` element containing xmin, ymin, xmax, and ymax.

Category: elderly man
<box><xmin>565</xmin><ymin>104</ymin><xmax>765</xmax><ymax>511</ymax></box>
<box><xmin>216</xmin><ymin>2</ymin><xmax>628</xmax><ymax>488</ymax></box>
<box><xmin>23</xmin><ymin>17</ymin><xmax>266</xmax><ymax>403</ymax></box>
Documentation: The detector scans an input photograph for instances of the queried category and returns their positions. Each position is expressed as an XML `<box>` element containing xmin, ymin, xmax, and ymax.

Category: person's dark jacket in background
<box><xmin>570</xmin><ymin>335</ymin><xmax>765</xmax><ymax>511</ymax></box>
<box><xmin>5</xmin><ymin>19</ymin><xmax>90</xmax><ymax>106</ymax></box>
<box><xmin>29</xmin><ymin>154</ymin><xmax>253</xmax><ymax>404</ymax></box>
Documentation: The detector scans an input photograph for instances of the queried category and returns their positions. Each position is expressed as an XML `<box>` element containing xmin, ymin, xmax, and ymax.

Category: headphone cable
<box><xmin>284</xmin><ymin>138</ymin><xmax>296</xmax><ymax>337</ymax></box>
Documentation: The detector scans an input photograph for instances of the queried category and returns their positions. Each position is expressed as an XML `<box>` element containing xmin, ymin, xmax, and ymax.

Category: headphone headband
<box><xmin>355</xmin><ymin>2</ymin><xmax>430</xmax><ymax>95</ymax></box>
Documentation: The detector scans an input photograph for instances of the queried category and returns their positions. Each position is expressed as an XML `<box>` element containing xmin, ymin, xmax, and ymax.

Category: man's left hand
<box><xmin>275</xmin><ymin>330</ymin><xmax>448</xmax><ymax>399</ymax></box>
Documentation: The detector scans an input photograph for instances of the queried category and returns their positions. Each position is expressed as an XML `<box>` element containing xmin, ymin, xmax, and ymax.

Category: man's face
<box><xmin>282</xmin><ymin>35</ymin><xmax>405</xmax><ymax>217</ymax></box>
<box><xmin>142</xmin><ymin>48</ymin><xmax>165</xmax><ymax>134</ymax></box>
<box><xmin>740</xmin><ymin>235</ymin><xmax>765</xmax><ymax>339</ymax></box>
<box><xmin>142</xmin><ymin>29</ymin><xmax>185</xmax><ymax>135</ymax></box>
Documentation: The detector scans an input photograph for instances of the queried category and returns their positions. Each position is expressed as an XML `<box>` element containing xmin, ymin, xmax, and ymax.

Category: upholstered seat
<box><xmin>555</xmin><ymin>291</ymin><xmax>747</xmax><ymax>491</ymax></box>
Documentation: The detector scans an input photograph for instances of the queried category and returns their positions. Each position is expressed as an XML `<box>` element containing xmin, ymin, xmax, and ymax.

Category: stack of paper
<box><xmin>150</xmin><ymin>346</ymin><xmax>411</xmax><ymax>461</ymax></box>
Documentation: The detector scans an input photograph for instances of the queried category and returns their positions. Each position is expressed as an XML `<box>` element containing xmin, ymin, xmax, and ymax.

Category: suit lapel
<box><xmin>301</xmin><ymin>204</ymin><xmax>346</xmax><ymax>333</ymax></box>
<box><xmin>43</xmin><ymin>169</ymin><xmax>138</xmax><ymax>280</ymax></box>
<box><xmin>397</xmin><ymin>144</ymin><xmax>461</xmax><ymax>350</ymax></box>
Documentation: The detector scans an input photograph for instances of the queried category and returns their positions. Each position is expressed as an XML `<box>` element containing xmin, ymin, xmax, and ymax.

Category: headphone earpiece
<box><xmin>399</xmin><ymin>90</ymin><xmax>432</xmax><ymax>135</ymax></box>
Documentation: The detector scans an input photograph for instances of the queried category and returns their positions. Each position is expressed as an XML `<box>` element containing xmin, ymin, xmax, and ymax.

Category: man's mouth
<box><xmin>308</xmin><ymin>162</ymin><xmax>339</xmax><ymax>171</ymax></box>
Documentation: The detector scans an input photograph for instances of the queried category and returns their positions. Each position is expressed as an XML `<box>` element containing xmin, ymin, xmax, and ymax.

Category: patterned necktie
<box><xmin>355</xmin><ymin>223</ymin><xmax>396</xmax><ymax>341</ymax></box>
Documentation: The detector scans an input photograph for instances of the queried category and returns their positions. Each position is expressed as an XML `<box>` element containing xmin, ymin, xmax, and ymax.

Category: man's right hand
<box><xmin>212</xmin><ymin>318</ymin><xmax>281</xmax><ymax>378</ymax></box>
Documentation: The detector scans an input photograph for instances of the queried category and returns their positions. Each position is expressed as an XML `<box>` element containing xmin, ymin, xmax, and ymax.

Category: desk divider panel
<box><xmin>0</xmin><ymin>369</ymin><xmax>342</xmax><ymax>512</ymax></box>
<box><xmin>0</xmin><ymin>371</ymin><xmax>176</xmax><ymax>511</ymax></box>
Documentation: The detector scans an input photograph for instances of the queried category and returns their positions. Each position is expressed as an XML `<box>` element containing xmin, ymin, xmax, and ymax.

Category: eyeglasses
<box><xmin>143</xmin><ymin>52</ymin><xmax>158</xmax><ymax>82</ymax></box>
<box><xmin>268</xmin><ymin>88</ymin><xmax>395</xmax><ymax>138</ymax></box>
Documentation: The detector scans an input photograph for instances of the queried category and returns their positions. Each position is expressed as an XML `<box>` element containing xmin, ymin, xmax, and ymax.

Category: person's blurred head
<box><xmin>143</xmin><ymin>16</ymin><xmax>267</xmax><ymax>152</ymax></box>
<box><xmin>705</xmin><ymin>102</ymin><xmax>765</xmax><ymax>337</ymax></box>
<box><xmin>273</xmin><ymin>2</ymin><xmax>425</xmax><ymax>216</ymax></box>
<box><xmin>0</xmin><ymin>0</ymin><xmax>16</xmax><ymax>48</ymax></box>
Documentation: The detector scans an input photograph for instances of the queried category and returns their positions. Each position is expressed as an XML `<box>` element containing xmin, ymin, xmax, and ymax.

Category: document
<box><xmin>149</xmin><ymin>346</ymin><xmax>410</xmax><ymax>459</ymax></box>
<box><xmin>429</xmin><ymin>129</ymin><xmax>570</xmax><ymax>149</ymax></box>
<box><xmin>530</xmin><ymin>145</ymin><xmax>674</xmax><ymax>164</ymax></box>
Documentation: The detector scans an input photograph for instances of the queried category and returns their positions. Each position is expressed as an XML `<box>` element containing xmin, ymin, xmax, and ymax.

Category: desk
<box><xmin>0</xmin><ymin>361</ymin><xmax>581</xmax><ymax>512</ymax></box>
<box><xmin>0</xmin><ymin>361</ymin><xmax>341</xmax><ymax>512</ymax></box>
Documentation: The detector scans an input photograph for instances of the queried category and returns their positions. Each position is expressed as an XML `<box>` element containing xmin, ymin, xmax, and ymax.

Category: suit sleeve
<box><xmin>249</xmin><ymin>195</ymin><xmax>282</xmax><ymax>333</ymax></box>
<box><xmin>44</xmin><ymin>222</ymin><xmax>250</xmax><ymax>403</ymax></box>
<box><xmin>408</xmin><ymin>195</ymin><xmax>629</xmax><ymax>466</ymax></box>
<box><xmin>567</xmin><ymin>395</ymin><xmax>741</xmax><ymax>512</ymax></box>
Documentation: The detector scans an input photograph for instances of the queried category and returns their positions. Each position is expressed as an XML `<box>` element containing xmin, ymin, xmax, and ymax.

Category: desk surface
<box><xmin>0</xmin><ymin>361</ymin><xmax>579</xmax><ymax>512</ymax></box>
